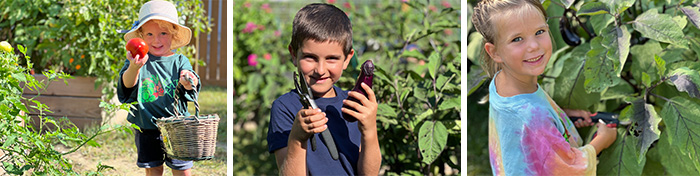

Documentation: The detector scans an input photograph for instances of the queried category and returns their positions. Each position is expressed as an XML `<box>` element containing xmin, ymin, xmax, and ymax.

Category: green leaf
<box><xmin>655</xmin><ymin>132</ymin><xmax>700</xmax><ymax>175</ymax></box>
<box><xmin>630</xmin><ymin>99</ymin><xmax>661</xmax><ymax>163</ymax></box>
<box><xmin>655</xmin><ymin>54</ymin><xmax>666</xmax><ymax>76</ymax></box>
<box><xmin>601</xmin><ymin>81</ymin><xmax>634</xmax><ymax>100</ymax></box>
<box><xmin>681</xmin><ymin>6</ymin><xmax>700</xmax><ymax>29</ymax></box>
<box><xmin>547</xmin><ymin>43</ymin><xmax>601</xmax><ymax>109</ymax></box>
<box><xmin>418</xmin><ymin>121</ymin><xmax>448</xmax><ymax>165</ymax></box>
<box><xmin>415</xmin><ymin>109</ymin><xmax>434</xmax><ymax>125</ymax></box>
<box><xmin>633</xmin><ymin>9</ymin><xmax>688</xmax><ymax>46</ymax></box>
<box><xmin>439</xmin><ymin>97</ymin><xmax>460</xmax><ymax>111</ymax></box>
<box><xmin>642</xmin><ymin>72</ymin><xmax>651</xmax><ymax>87</ymax></box>
<box><xmin>630</xmin><ymin>41</ymin><xmax>662</xmax><ymax>85</ymax></box>
<box><xmin>559</xmin><ymin>0</ymin><xmax>574</xmax><ymax>9</ymax></box>
<box><xmin>600</xmin><ymin>0</ymin><xmax>635</xmax><ymax>15</ymax></box>
<box><xmin>674</xmin><ymin>15</ymin><xmax>688</xmax><ymax>29</ymax></box>
<box><xmin>661</xmin><ymin>96</ymin><xmax>700</xmax><ymax>172</ymax></box>
<box><xmin>577</xmin><ymin>2</ymin><xmax>609</xmax><ymax>16</ymax></box>
<box><xmin>399</xmin><ymin>49</ymin><xmax>426</xmax><ymax>60</ymax></box>
<box><xmin>428</xmin><ymin>51</ymin><xmax>440</xmax><ymax>79</ymax></box>
<box><xmin>377</xmin><ymin>103</ymin><xmax>398</xmax><ymax>118</ymax></box>
<box><xmin>3</xmin><ymin>135</ymin><xmax>16</xmax><ymax>148</ymax></box>
<box><xmin>583</xmin><ymin>25</ymin><xmax>630</xmax><ymax>93</ymax></box>
<box><xmin>668</xmin><ymin>67</ymin><xmax>700</xmax><ymax>99</ymax></box>
<box><xmin>590</xmin><ymin>13</ymin><xmax>614</xmax><ymax>35</ymax></box>
<box><xmin>467</xmin><ymin>65</ymin><xmax>488</xmax><ymax>96</ymax></box>
<box><xmin>597</xmin><ymin>128</ymin><xmax>646</xmax><ymax>175</ymax></box>
<box><xmin>467</xmin><ymin>32</ymin><xmax>483</xmax><ymax>63</ymax></box>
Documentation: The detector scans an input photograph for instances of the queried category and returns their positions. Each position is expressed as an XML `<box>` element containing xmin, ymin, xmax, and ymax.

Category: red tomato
<box><xmin>126</xmin><ymin>38</ymin><xmax>148</xmax><ymax>59</ymax></box>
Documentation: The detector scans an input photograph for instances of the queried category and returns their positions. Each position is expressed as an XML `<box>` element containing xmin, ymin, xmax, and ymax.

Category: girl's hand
<box><xmin>342</xmin><ymin>82</ymin><xmax>378</xmax><ymax>134</ymax></box>
<box><xmin>179</xmin><ymin>70</ymin><xmax>198</xmax><ymax>90</ymax></box>
<box><xmin>564</xmin><ymin>109</ymin><xmax>594</xmax><ymax>128</ymax></box>
<box><xmin>591</xmin><ymin>120</ymin><xmax>617</xmax><ymax>154</ymax></box>
<box><xmin>126</xmin><ymin>51</ymin><xmax>148</xmax><ymax>69</ymax></box>
<box><xmin>290</xmin><ymin>108</ymin><xmax>328</xmax><ymax>142</ymax></box>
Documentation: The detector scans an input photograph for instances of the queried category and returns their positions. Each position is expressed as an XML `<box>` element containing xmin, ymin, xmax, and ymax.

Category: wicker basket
<box><xmin>156</xmin><ymin>85</ymin><xmax>219</xmax><ymax>161</ymax></box>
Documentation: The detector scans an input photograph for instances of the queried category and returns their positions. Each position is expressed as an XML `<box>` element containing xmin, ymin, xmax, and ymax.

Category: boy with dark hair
<box><xmin>266</xmin><ymin>3</ymin><xmax>381</xmax><ymax>175</ymax></box>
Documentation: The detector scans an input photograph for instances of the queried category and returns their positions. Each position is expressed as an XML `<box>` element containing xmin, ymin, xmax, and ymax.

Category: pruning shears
<box><xmin>570</xmin><ymin>112</ymin><xmax>631</xmax><ymax>128</ymax></box>
<box><xmin>294</xmin><ymin>72</ymin><xmax>339</xmax><ymax>160</ymax></box>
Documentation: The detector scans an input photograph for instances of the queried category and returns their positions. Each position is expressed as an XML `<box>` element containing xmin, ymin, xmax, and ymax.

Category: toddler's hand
<box><xmin>179</xmin><ymin>70</ymin><xmax>198</xmax><ymax>90</ymax></box>
<box><xmin>342</xmin><ymin>82</ymin><xmax>378</xmax><ymax>134</ymax></box>
<box><xmin>126</xmin><ymin>51</ymin><xmax>148</xmax><ymax>69</ymax></box>
<box><xmin>290</xmin><ymin>108</ymin><xmax>328</xmax><ymax>142</ymax></box>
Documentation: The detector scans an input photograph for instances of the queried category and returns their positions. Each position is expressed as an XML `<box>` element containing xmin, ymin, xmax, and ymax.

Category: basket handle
<box><xmin>172</xmin><ymin>75</ymin><xmax>200</xmax><ymax>119</ymax></box>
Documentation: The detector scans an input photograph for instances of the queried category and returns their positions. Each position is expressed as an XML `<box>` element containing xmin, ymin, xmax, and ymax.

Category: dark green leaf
<box><xmin>660</xmin><ymin>96</ymin><xmax>700</xmax><ymax>172</ymax></box>
<box><xmin>577</xmin><ymin>2</ymin><xmax>609</xmax><ymax>16</ymax></box>
<box><xmin>377</xmin><ymin>103</ymin><xmax>398</xmax><ymax>118</ymax></box>
<box><xmin>547</xmin><ymin>43</ymin><xmax>601</xmax><ymax>109</ymax></box>
<box><xmin>667</xmin><ymin>67</ymin><xmax>700</xmax><ymax>99</ymax></box>
<box><xmin>597</xmin><ymin>128</ymin><xmax>645</xmax><ymax>175</ymax></box>
<box><xmin>584</xmin><ymin>25</ymin><xmax>630</xmax><ymax>93</ymax></box>
<box><xmin>468</xmin><ymin>66</ymin><xmax>488</xmax><ymax>96</ymax></box>
<box><xmin>633</xmin><ymin>9</ymin><xmax>688</xmax><ymax>45</ymax></box>
<box><xmin>630</xmin><ymin>99</ymin><xmax>661</xmax><ymax>163</ymax></box>
<box><xmin>439</xmin><ymin>97</ymin><xmax>459</xmax><ymax>111</ymax></box>
<box><xmin>418</xmin><ymin>121</ymin><xmax>447</xmax><ymax>165</ymax></box>
<box><xmin>428</xmin><ymin>51</ymin><xmax>440</xmax><ymax>79</ymax></box>
<box><xmin>656</xmin><ymin>132</ymin><xmax>700</xmax><ymax>175</ymax></box>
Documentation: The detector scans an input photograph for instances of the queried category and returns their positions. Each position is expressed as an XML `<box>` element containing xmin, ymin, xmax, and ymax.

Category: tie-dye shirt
<box><xmin>488</xmin><ymin>73</ymin><xmax>597</xmax><ymax>176</ymax></box>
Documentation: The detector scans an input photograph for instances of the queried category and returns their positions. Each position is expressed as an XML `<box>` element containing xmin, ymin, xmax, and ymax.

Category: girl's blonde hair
<box><xmin>471</xmin><ymin>0</ymin><xmax>548</xmax><ymax>78</ymax></box>
<box><xmin>137</xmin><ymin>19</ymin><xmax>181</xmax><ymax>43</ymax></box>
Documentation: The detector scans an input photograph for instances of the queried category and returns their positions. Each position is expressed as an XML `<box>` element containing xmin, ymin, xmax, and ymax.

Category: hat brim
<box><xmin>123</xmin><ymin>16</ymin><xmax>192</xmax><ymax>50</ymax></box>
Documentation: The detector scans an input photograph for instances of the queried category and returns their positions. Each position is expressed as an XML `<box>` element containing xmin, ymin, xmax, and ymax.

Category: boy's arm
<box><xmin>122</xmin><ymin>52</ymin><xmax>148</xmax><ymax>88</ymax></box>
<box><xmin>275</xmin><ymin>108</ymin><xmax>327</xmax><ymax>175</ymax></box>
<box><xmin>358</xmin><ymin>127</ymin><xmax>381</xmax><ymax>175</ymax></box>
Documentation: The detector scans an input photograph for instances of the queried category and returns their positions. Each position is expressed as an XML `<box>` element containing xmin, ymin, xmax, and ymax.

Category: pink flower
<box><xmin>402</xmin><ymin>0</ymin><xmax>409</xmax><ymax>2</ymax></box>
<box><xmin>429</xmin><ymin>5</ymin><xmax>437</xmax><ymax>12</ymax></box>
<box><xmin>343</xmin><ymin>2</ymin><xmax>351</xmax><ymax>9</ymax></box>
<box><xmin>248</xmin><ymin>54</ymin><xmax>258</xmax><ymax>66</ymax></box>
<box><xmin>444</xmin><ymin>29</ymin><xmax>453</xmax><ymax>35</ymax></box>
<box><xmin>441</xmin><ymin>0</ymin><xmax>451</xmax><ymax>8</ymax></box>
<box><xmin>244</xmin><ymin>2</ymin><xmax>251</xmax><ymax>8</ymax></box>
<box><xmin>262</xmin><ymin>3</ymin><xmax>271</xmax><ymax>13</ymax></box>
<box><xmin>274</xmin><ymin>30</ymin><xmax>281</xmax><ymax>37</ymax></box>
<box><xmin>264</xmin><ymin>53</ymin><xmax>272</xmax><ymax>60</ymax></box>
<box><xmin>243</xmin><ymin>22</ymin><xmax>257</xmax><ymax>33</ymax></box>
<box><xmin>327</xmin><ymin>0</ymin><xmax>336</xmax><ymax>4</ymax></box>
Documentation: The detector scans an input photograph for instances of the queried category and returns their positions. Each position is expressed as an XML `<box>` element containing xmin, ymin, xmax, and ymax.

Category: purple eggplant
<box><xmin>344</xmin><ymin>60</ymin><xmax>374</xmax><ymax>122</ymax></box>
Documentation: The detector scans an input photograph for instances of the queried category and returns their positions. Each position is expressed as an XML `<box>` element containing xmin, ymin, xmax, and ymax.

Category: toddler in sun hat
<box><xmin>116</xmin><ymin>0</ymin><xmax>200</xmax><ymax>175</ymax></box>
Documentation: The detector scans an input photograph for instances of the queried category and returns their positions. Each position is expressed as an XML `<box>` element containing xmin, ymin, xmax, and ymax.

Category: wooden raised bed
<box><xmin>21</xmin><ymin>75</ymin><xmax>122</xmax><ymax>130</ymax></box>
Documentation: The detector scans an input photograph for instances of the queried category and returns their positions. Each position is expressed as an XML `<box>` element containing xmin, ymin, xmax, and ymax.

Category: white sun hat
<box><xmin>122</xmin><ymin>0</ymin><xmax>192</xmax><ymax>50</ymax></box>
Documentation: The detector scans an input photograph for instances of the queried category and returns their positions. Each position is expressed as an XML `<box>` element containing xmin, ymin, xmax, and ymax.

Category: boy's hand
<box><xmin>179</xmin><ymin>70</ymin><xmax>198</xmax><ymax>90</ymax></box>
<box><xmin>290</xmin><ymin>108</ymin><xmax>328</xmax><ymax>142</ymax></box>
<box><xmin>342</xmin><ymin>82</ymin><xmax>378</xmax><ymax>134</ymax></box>
<box><xmin>564</xmin><ymin>109</ymin><xmax>594</xmax><ymax>128</ymax></box>
<box><xmin>126</xmin><ymin>51</ymin><xmax>148</xmax><ymax>69</ymax></box>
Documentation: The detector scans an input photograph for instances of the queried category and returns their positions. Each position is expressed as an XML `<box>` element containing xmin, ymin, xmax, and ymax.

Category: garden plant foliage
<box><xmin>233</xmin><ymin>0</ymin><xmax>460</xmax><ymax>175</ymax></box>
<box><xmin>0</xmin><ymin>0</ymin><xmax>212</xmax><ymax>99</ymax></box>
<box><xmin>468</xmin><ymin>0</ymin><xmax>700</xmax><ymax>175</ymax></box>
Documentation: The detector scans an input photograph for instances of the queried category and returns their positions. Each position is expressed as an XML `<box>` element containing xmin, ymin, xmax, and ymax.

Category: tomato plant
<box><xmin>469</xmin><ymin>0</ymin><xmax>700</xmax><ymax>175</ymax></box>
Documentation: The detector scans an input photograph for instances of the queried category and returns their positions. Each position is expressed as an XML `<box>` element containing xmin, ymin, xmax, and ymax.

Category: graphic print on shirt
<box><xmin>139</xmin><ymin>74</ymin><xmax>178</xmax><ymax>103</ymax></box>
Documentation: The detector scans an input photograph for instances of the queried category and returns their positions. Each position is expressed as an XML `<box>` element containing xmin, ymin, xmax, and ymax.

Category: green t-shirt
<box><xmin>117</xmin><ymin>53</ymin><xmax>200</xmax><ymax>129</ymax></box>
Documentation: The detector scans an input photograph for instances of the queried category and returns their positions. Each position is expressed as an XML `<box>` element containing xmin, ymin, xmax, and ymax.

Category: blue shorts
<box><xmin>134</xmin><ymin>129</ymin><xmax>193</xmax><ymax>170</ymax></box>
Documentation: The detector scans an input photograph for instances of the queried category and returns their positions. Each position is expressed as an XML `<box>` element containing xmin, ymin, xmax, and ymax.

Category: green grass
<box><xmin>63</xmin><ymin>86</ymin><xmax>227</xmax><ymax>175</ymax></box>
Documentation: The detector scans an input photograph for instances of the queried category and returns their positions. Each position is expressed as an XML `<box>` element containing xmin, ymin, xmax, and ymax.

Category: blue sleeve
<box><xmin>117</xmin><ymin>59</ymin><xmax>138</xmax><ymax>103</ymax></box>
<box><xmin>267</xmin><ymin>94</ymin><xmax>300</xmax><ymax>153</ymax></box>
<box><xmin>177</xmin><ymin>55</ymin><xmax>200</xmax><ymax>102</ymax></box>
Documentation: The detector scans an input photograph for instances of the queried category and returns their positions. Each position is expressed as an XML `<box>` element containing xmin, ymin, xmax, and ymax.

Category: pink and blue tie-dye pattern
<box><xmin>487</xmin><ymin>74</ymin><xmax>596</xmax><ymax>175</ymax></box>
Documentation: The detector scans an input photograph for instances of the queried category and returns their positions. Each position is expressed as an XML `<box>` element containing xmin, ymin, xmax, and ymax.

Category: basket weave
<box><xmin>157</xmin><ymin>114</ymin><xmax>219</xmax><ymax>161</ymax></box>
<box><xmin>155</xmin><ymin>81</ymin><xmax>219</xmax><ymax>161</ymax></box>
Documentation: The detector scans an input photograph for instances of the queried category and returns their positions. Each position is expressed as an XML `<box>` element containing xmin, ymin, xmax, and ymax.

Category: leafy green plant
<box><xmin>232</xmin><ymin>0</ymin><xmax>460</xmax><ymax>175</ymax></box>
<box><xmin>0</xmin><ymin>0</ymin><xmax>211</xmax><ymax>98</ymax></box>
<box><xmin>469</xmin><ymin>0</ymin><xmax>700</xmax><ymax>174</ymax></box>
<box><xmin>0</xmin><ymin>42</ymin><xmax>136</xmax><ymax>175</ymax></box>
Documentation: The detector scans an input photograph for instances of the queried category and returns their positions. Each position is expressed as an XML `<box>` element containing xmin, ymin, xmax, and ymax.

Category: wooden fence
<box><xmin>193</xmin><ymin>0</ymin><xmax>227</xmax><ymax>88</ymax></box>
